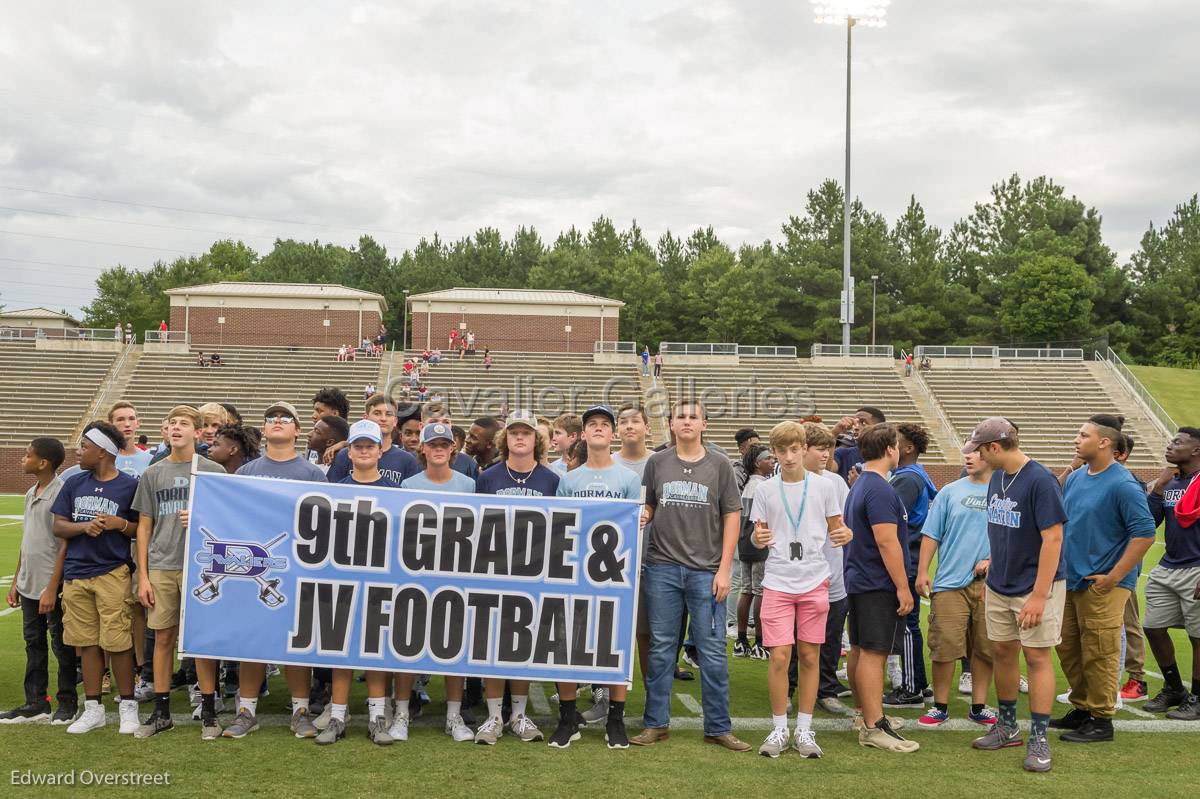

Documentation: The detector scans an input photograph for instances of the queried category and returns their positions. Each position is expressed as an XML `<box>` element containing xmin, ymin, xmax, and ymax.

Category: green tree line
<box><xmin>80</xmin><ymin>174</ymin><xmax>1200</xmax><ymax>366</ymax></box>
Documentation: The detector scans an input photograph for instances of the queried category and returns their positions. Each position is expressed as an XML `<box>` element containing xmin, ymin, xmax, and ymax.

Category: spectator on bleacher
<box><xmin>136</xmin><ymin>435</ymin><xmax>148</xmax><ymax>451</ymax></box>
<box><xmin>209</xmin><ymin>424</ymin><xmax>261</xmax><ymax>475</ymax></box>
<box><xmin>418</xmin><ymin>361</ymin><xmax>429</xmax><ymax>378</ymax></box>
<box><xmin>466</xmin><ymin>330</ymin><xmax>476</xmax><ymax>352</ymax></box>
<box><xmin>421</xmin><ymin>349</ymin><xmax>431</xmax><ymax>362</ymax></box>
<box><xmin>483</xmin><ymin>349</ymin><xmax>493</xmax><ymax>370</ymax></box>
<box><xmin>641</xmin><ymin>346</ymin><xmax>650</xmax><ymax>376</ymax></box>
<box><xmin>158</xmin><ymin>320</ymin><xmax>167</xmax><ymax>333</ymax></box>
<box><xmin>449</xmin><ymin>328</ymin><xmax>458</xmax><ymax>350</ymax></box>
<box><xmin>124</xmin><ymin>323</ymin><xmax>133</xmax><ymax>344</ymax></box>
<box><xmin>904</xmin><ymin>352</ymin><xmax>914</xmax><ymax>376</ymax></box>
<box><xmin>430</xmin><ymin>349</ymin><xmax>442</xmax><ymax>364</ymax></box>
<box><xmin>832</xmin><ymin>407</ymin><xmax>886</xmax><ymax>486</ymax></box>
<box><xmin>108</xmin><ymin>402</ymin><xmax>153</xmax><ymax>478</ymax></box>
<box><xmin>363</xmin><ymin>383</ymin><xmax>376</xmax><ymax>402</ymax></box>
<box><xmin>549</xmin><ymin>414</ymin><xmax>583</xmax><ymax>476</ymax></box>
<box><xmin>920</xmin><ymin>356</ymin><xmax>932</xmax><ymax>372</ymax></box>
<box><xmin>465</xmin><ymin>416</ymin><xmax>503</xmax><ymax>471</ymax></box>
<box><xmin>114</xmin><ymin>322</ymin><xmax>123</xmax><ymax>342</ymax></box>
<box><xmin>208</xmin><ymin>352</ymin><xmax>221</xmax><ymax>366</ymax></box>
<box><xmin>458</xmin><ymin>337</ymin><xmax>467</xmax><ymax>360</ymax></box>
<box><xmin>305</xmin><ymin>415</ymin><xmax>349</xmax><ymax>473</ymax></box>
<box><xmin>196</xmin><ymin>351</ymin><xmax>207</xmax><ymax>368</ymax></box>
<box><xmin>884</xmin><ymin>423</ymin><xmax>937</xmax><ymax>710</ymax></box>
<box><xmin>312</xmin><ymin>387</ymin><xmax>350</xmax><ymax>423</ymax></box>
<box><xmin>732</xmin><ymin>428</ymin><xmax>761</xmax><ymax>492</ymax></box>
<box><xmin>654</xmin><ymin>350</ymin><xmax>663</xmax><ymax>377</ymax></box>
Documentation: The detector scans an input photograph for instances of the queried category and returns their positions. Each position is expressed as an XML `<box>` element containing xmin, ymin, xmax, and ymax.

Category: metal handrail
<box><xmin>1098</xmin><ymin>348</ymin><xmax>1176</xmax><ymax>437</ymax></box>
<box><xmin>914</xmin><ymin>345</ymin><xmax>998</xmax><ymax>359</ymax></box>
<box><xmin>810</xmin><ymin>344</ymin><xmax>895</xmax><ymax>358</ymax></box>
<box><xmin>76</xmin><ymin>340</ymin><xmax>134</xmax><ymax>438</ymax></box>
<box><xmin>594</xmin><ymin>341</ymin><xmax>636</xmax><ymax>354</ymax></box>
<box><xmin>144</xmin><ymin>330</ymin><xmax>190</xmax><ymax>344</ymax></box>
<box><xmin>910</xmin><ymin>368</ymin><xmax>962</xmax><ymax>450</ymax></box>
<box><xmin>997</xmin><ymin>347</ymin><xmax>1083</xmax><ymax>360</ymax></box>
<box><xmin>0</xmin><ymin>326</ymin><xmax>123</xmax><ymax>341</ymax></box>
<box><xmin>738</xmin><ymin>345</ymin><xmax>798</xmax><ymax>357</ymax></box>
<box><xmin>659</xmin><ymin>342</ymin><xmax>738</xmax><ymax>355</ymax></box>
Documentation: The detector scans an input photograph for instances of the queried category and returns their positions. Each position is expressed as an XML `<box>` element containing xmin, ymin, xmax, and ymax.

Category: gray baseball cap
<box><xmin>961</xmin><ymin>417</ymin><xmax>1017</xmax><ymax>454</ymax></box>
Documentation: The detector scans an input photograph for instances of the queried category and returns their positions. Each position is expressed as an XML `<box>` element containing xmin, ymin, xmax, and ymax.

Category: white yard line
<box><xmin>676</xmin><ymin>693</ymin><xmax>704</xmax><ymax>715</ymax></box>
<box><xmin>528</xmin><ymin>682</ymin><xmax>549</xmax><ymax>715</ymax></box>
<box><xmin>0</xmin><ymin>607</ymin><xmax>18</xmax><ymax>617</ymax></box>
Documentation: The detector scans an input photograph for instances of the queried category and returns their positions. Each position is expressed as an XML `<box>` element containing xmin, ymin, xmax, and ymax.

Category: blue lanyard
<box><xmin>778</xmin><ymin>475</ymin><xmax>810</xmax><ymax>540</ymax></box>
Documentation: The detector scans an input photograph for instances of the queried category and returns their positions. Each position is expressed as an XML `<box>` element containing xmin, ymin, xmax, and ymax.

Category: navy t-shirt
<box><xmin>985</xmin><ymin>460</ymin><xmax>1068</xmax><ymax>596</ymax></box>
<box><xmin>50</xmin><ymin>470</ymin><xmax>140</xmax><ymax>581</ymax></box>
<box><xmin>834</xmin><ymin>445</ymin><xmax>863</xmax><ymax>485</ymax></box>
<box><xmin>327</xmin><ymin>445</ymin><xmax>420</xmax><ymax>485</ymax></box>
<box><xmin>843</xmin><ymin>471</ymin><xmax>911</xmax><ymax>594</ymax></box>
<box><xmin>1149</xmin><ymin>472</ymin><xmax>1200</xmax><ymax>569</ymax></box>
<box><xmin>475</xmin><ymin>462</ymin><xmax>560</xmax><ymax>496</ymax></box>
<box><xmin>337</xmin><ymin>475</ymin><xmax>399</xmax><ymax>488</ymax></box>
<box><xmin>453</xmin><ymin>452</ymin><xmax>480</xmax><ymax>480</ymax></box>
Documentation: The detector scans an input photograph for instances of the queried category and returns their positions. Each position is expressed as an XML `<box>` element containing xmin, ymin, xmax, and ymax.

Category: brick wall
<box><xmin>0</xmin><ymin>446</ymin><xmax>79</xmax><ymax>493</ymax></box>
<box><xmin>409</xmin><ymin>311</ymin><xmax>607</xmax><ymax>354</ymax></box>
<box><xmin>170</xmin><ymin>307</ymin><xmax>382</xmax><ymax>348</ymax></box>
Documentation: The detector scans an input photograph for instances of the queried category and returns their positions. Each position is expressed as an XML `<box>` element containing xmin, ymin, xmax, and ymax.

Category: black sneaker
<box><xmin>1145</xmin><ymin>686</ymin><xmax>1189</xmax><ymax>713</ymax></box>
<box><xmin>134</xmin><ymin>708</ymin><xmax>175</xmax><ymax>738</ymax></box>
<box><xmin>733</xmin><ymin>640</ymin><xmax>750</xmax><ymax>658</ymax></box>
<box><xmin>548</xmin><ymin>717</ymin><xmax>582</xmax><ymax>748</ymax></box>
<box><xmin>882</xmin><ymin>689</ymin><xmax>925</xmax><ymax>708</ymax></box>
<box><xmin>674</xmin><ymin>668</ymin><xmax>695</xmax><ymax>681</ymax></box>
<box><xmin>0</xmin><ymin>701</ymin><xmax>52</xmax><ymax>724</ymax></box>
<box><xmin>1061</xmin><ymin>716</ymin><xmax>1113</xmax><ymax>743</ymax></box>
<box><xmin>52</xmin><ymin>704</ymin><xmax>78</xmax><ymax>725</ymax></box>
<box><xmin>1166</xmin><ymin>694</ymin><xmax>1200</xmax><ymax>721</ymax></box>
<box><xmin>1049</xmin><ymin>708</ymin><xmax>1090</xmax><ymax>730</ymax></box>
<box><xmin>605</xmin><ymin>713</ymin><xmax>629</xmax><ymax>749</ymax></box>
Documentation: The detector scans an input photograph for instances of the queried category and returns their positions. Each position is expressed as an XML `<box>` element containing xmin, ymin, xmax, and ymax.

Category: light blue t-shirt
<box><xmin>116</xmin><ymin>449</ymin><xmax>153</xmax><ymax>478</ymax></box>
<box><xmin>549</xmin><ymin>459</ymin><xmax>568</xmax><ymax>477</ymax></box>
<box><xmin>1063</xmin><ymin>462</ymin><xmax>1157</xmax><ymax>592</ymax></box>
<box><xmin>401</xmin><ymin>470</ymin><xmax>477</xmax><ymax>494</ymax></box>
<box><xmin>922</xmin><ymin>476</ymin><xmax>990</xmax><ymax>592</ymax></box>
<box><xmin>556</xmin><ymin>463</ymin><xmax>641</xmax><ymax>500</ymax></box>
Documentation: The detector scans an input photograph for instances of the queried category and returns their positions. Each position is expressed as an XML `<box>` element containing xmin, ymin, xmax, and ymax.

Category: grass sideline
<box><xmin>3</xmin><ymin>492</ymin><xmax>1200</xmax><ymax>797</ymax></box>
<box><xmin>1129</xmin><ymin>364</ymin><xmax>1200</xmax><ymax>426</ymax></box>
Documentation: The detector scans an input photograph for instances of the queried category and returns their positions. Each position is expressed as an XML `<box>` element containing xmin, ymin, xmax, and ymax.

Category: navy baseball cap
<box><xmin>581</xmin><ymin>405</ymin><xmax>616</xmax><ymax>427</ymax></box>
<box><xmin>420</xmin><ymin>422</ymin><xmax>455</xmax><ymax>444</ymax></box>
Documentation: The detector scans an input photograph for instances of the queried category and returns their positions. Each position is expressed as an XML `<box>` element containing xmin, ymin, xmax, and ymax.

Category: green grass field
<box><xmin>1129</xmin><ymin>364</ymin><xmax>1200</xmax><ymax>426</ymax></box>
<box><xmin>3</xmin><ymin>492</ymin><xmax>1200</xmax><ymax>798</ymax></box>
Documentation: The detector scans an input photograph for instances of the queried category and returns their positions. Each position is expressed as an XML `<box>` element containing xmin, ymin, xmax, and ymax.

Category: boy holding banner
<box><xmin>473</xmin><ymin>410</ymin><xmax>560</xmax><ymax>745</ymax></box>
<box><xmin>551</xmin><ymin>405</ymin><xmax>641</xmax><ymax>750</ymax></box>
<box><xmin>133</xmin><ymin>405</ymin><xmax>226</xmax><ymax>740</ymax></box>
<box><xmin>316</xmin><ymin>419</ymin><xmax>398</xmax><ymax>746</ymax></box>
<box><xmin>749</xmin><ymin>421</ymin><xmax>852</xmax><ymax>759</ymax></box>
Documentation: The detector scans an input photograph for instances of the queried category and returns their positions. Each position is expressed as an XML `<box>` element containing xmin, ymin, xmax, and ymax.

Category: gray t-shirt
<box><xmin>133</xmin><ymin>458</ymin><xmax>226</xmax><ymax>570</ymax></box>
<box><xmin>613</xmin><ymin>452</ymin><xmax>650</xmax><ymax>479</ymax></box>
<box><xmin>236</xmin><ymin>453</ymin><xmax>328</xmax><ymax>482</ymax></box>
<box><xmin>16</xmin><ymin>478</ymin><xmax>64</xmax><ymax>599</ymax></box>
<box><xmin>643</xmin><ymin>448</ymin><xmax>742</xmax><ymax>572</ymax></box>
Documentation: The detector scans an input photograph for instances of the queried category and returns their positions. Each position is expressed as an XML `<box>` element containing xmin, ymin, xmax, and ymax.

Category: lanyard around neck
<box><xmin>778</xmin><ymin>476</ymin><xmax>810</xmax><ymax>539</ymax></box>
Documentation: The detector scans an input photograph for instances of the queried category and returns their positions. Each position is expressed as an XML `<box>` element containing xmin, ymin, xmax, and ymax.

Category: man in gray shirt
<box><xmin>631</xmin><ymin>400</ymin><xmax>748</xmax><ymax>752</ymax></box>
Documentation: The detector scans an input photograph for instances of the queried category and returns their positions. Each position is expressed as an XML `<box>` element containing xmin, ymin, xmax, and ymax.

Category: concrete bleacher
<box><xmin>0</xmin><ymin>340</ymin><xmax>117</xmax><ymax>446</ymax></box>
<box><xmin>920</xmin><ymin>359</ymin><xmax>1166</xmax><ymax>468</ymax></box>
<box><xmin>122</xmin><ymin>346</ymin><xmax>383</xmax><ymax>432</ymax></box>
<box><xmin>657</xmin><ymin>356</ymin><xmax>946</xmax><ymax>460</ymax></box>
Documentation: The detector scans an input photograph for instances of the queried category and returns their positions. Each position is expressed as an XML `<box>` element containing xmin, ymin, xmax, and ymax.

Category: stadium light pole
<box><xmin>812</xmin><ymin>1</ymin><xmax>888</xmax><ymax>352</ymax></box>
<box><xmin>871</xmin><ymin>274</ymin><xmax>878</xmax><ymax>346</ymax></box>
<box><xmin>401</xmin><ymin>289</ymin><xmax>410</xmax><ymax>353</ymax></box>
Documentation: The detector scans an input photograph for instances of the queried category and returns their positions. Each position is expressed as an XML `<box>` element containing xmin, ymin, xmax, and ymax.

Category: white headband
<box><xmin>84</xmin><ymin>428</ymin><xmax>120</xmax><ymax>457</ymax></box>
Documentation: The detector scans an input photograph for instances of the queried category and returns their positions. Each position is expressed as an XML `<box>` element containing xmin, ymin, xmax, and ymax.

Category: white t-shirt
<box><xmin>814</xmin><ymin>469</ymin><xmax>850</xmax><ymax>601</ymax></box>
<box><xmin>750</xmin><ymin>472</ymin><xmax>841</xmax><ymax>595</ymax></box>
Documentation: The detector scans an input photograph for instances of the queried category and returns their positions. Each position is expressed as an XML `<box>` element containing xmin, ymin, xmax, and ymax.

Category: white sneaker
<box><xmin>313</xmin><ymin>703</ymin><xmax>332</xmax><ymax>731</ymax></box>
<box><xmin>188</xmin><ymin>683</ymin><xmax>201</xmax><ymax>706</ymax></box>
<box><xmin>959</xmin><ymin>671</ymin><xmax>973</xmax><ymax>695</ymax></box>
<box><xmin>387</xmin><ymin>713</ymin><xmax>410</xmax><ymax>742</ymax></box>
<box><xmin>1056</xmin><ymin>690</ymin><xmax>1071</xmax><ymax>705</ymax></box>
<box><xmin>67</xmin><ymin>703</ymin><xmax>106</xmax><ymax>734</ymax></box>
<box><xmin>445</xmin><ymin>714</ymin><xmax>474</xmax><ymax>742</ymax></box>
<box><xmin>1019</xmin><ymin>675</ymin><xmax>1029</xmax><ymax>694</ymax></box>
<box><xmin>793</xmin><ymin>728</ymin><xmax>823</xmax><ymax>758</ymax></box>
<box><xmin>118</xmin><ymin>700</ymin><xmax>140</xmax><ymax>734</ymax></box>
<box><xmin>836</xmin><ymin>666</ymin><xmax>848</xmax><ymax>681</ymax></box>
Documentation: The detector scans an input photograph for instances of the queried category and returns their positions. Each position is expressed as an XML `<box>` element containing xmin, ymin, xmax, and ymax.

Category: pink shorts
<box><xmin>760</xmin><ymin>582</ymin><xmax>831</xmax><ymax>647</ymax></box>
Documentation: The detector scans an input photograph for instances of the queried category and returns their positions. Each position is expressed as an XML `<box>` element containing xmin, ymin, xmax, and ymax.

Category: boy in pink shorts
<box><xmin>751</xmin><ymin>421</ymin><xmax>853</xmax><ymax>759</ymax></box>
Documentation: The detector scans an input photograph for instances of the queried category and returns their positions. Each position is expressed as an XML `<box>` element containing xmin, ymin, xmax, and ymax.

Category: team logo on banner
<box><xmin>192</xmin><ymin>527</ymin><xmax>289</xmax><ymax>608</ymax></box>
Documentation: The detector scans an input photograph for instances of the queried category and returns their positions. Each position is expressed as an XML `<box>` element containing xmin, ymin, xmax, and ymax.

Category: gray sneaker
<box><xmin>972</xmin><ymin>722</ymin><xmax>1023</xmax><ymax>750</ymax></box>
<box><xmin>475</xmin><ymin>716</ymin><xmax>504</xmax><ymax>745</ymax></box>
<box><xmin>1023</xmin><ymin>737</ymin><xmax>1052</xmax><ymax>772</ymax></box>
<box><xmin>368</xmin><ymin>717</ymin><xmax>393</xmax><ymax>746</ymax></box>
<box><xmin>315</xmin><ymin>717</ymin><xmax>345</xmax><ymax>745</ymax></box>
<box><xmin>200</xmin><ymin>712</ymin><xmax>221</xmax><ymax>741</ymax></box>
<box><xmin>816</xmin><ymin>696</ymin><xmax>851</xmax><ymax>715</ymax></box>
<box><xmin>758</xmin><ymin>727</ymin><xmax>789</xmax><ymax>758</ymax></box>
<box><xmin>508</xmin><ymin>714</ymin><xmax>543</xmax><ymax>742</ymax></box>
<box><xmin>134</xmin><ymin>709</ymin><xmax>174</xmax><ymax>739</ymax></box>
<box><xmin>133</xmin><ymin>677</ymin><xmax>155</xmax><ymax>703</ymax></box>
<box><xmin>581</xmin><ymin>687</ymin><xmax>609</xmax><ymax>724</ymax></box>
<box><xmin>1166</xmin><ymin>694</ymin><xmax>1200</xmax><ymax>721</ymax></box>
<box><xmin>222</xmin><ymin>709</ymin><xmax>259</xmax><ymax>739</ymax></box>
<box><xmin>291</xmin><ymin>707</ymin><xmax>318</xmax><ymax>739</ymax></box>
<box><xmin>793</xmin><ymin>729</ymin><xmax>823</xmax><ymax>758</ymax></box>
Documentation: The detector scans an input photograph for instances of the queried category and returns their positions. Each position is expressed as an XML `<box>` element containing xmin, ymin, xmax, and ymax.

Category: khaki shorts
<box><xmin>1144</xmin><ymin>565</ymin><xmax>1200</xmax><ymax>637</ymax></box>
<box><xmin>147</xmin><ymin>569</ymin><xmax>184</xmax><ymax>630</ymax></box>
<box><xmin>984</xmin><ymin>580</ymin><xmax>1066</xmax><ymax>648</ymax></box>
<box><xmin>62</xmin><ymin>566</ymin><xmax>134</xmax><ymax>651</ymax></box>
<box><xmin>928</xmin><ymin>579</ymin><xmax>993</xmax><ymax>662</ymax></box>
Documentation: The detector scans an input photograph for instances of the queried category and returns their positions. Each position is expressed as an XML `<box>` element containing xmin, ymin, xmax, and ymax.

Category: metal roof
<box><xmin>407</xmin><ymin>288</ymin><xmax>624</xmax><ymax>307</ymax></box>
<box><xmin>0</xmin><ymin>306</ymin><xmax>81</xmax><ymax>322</ymax></box>
<box><xmin>165</xmin><ymin>282</ymin><xmax>386</xmax><ymax>308</ymax></box>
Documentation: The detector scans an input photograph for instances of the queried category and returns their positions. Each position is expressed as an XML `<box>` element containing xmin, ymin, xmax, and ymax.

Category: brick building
<box><xmin>165</xmin><ymin>282</ymin><xmax>387</xmax><ymax>348</ymax></box>
<box><xmin>407</xmin><ymin>288</ymin><xmax>623</xmax><ymax>353</ymax></box>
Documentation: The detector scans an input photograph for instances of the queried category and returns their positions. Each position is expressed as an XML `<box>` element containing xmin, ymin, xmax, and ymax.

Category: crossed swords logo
<box><xmin>192</xmin><ymin>528</ymin><xmax>287</xmax><ymax>608</ymax></box>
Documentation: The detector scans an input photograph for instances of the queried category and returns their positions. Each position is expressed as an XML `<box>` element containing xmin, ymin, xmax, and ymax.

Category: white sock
<box><xmin>85</xmin><ymin>699</ymin><xmax>100</xmax><ymax>710</ymax></box>
<box><xmin>239</xmin><ymin>697</ymin><xmax>258</xmax><ymax>715</ymax></box>
<box><xmin>512</xmin><ymin>695</ymin><xmax>528</xmax><ymax>719</ymax></box>
<box><xmin>396</xmin><ymin>698</ymin><xmax>410</xmax><ymax>719</ymax></box>
<box><xmin>486</xmin><ymin>697</ymin><xmax>503</xmax><ymax>720</ymax></box>
<box><xmin>447</xmin><ymin>700</ymin><xmax>462</xmax><ymax>719</ymax></box>
<box><xmin>796</xmin><ymin>712</ymin><xmax>813</xmax><ymax>732</ymax></box>
<box><xmin>772</xmin><ymin>713</ymin><xmax>788</xmax><ymax>731</ymax></box>
<box><xmin>330</xmin><ymin>702</ymin><xmax>347</xmax><ymax>722</ymax></box>
<box><xmin>292</xmin><ymin>697</ymin><xmax>309</xmax><ymax>713</ymax></box>
<box><xmin>368</xmin><ymin>697</ymin><xmax>386</xmax><ymax>722</ymax></box>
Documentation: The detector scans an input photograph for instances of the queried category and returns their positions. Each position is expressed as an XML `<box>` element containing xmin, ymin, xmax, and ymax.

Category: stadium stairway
<box><xmin>918</xmin><ymin>359</ymin><xmax>1168</xmax><ymax>469</ymax></box>
<box><xmin>0</xmin><ymin>340</ymin><xmax>119</xmax><ymax>446</ymax></box>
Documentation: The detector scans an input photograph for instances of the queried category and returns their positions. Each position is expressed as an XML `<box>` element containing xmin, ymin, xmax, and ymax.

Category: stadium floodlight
<box><xmin>811</xmin><ymin>0</ymin><xmax>890</xmax><ymax>351</ymax></box>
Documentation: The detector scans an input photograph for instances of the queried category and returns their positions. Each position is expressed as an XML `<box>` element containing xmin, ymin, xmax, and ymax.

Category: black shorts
<box><xmin>847</xmin><ymin>590</ymin><xmax>904</xmax><ymax>654</ymax></box>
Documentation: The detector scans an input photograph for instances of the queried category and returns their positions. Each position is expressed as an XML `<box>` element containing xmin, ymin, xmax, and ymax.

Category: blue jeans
<box><xmin>642</xmin><ymin>563</ymin><xmax>730</xmax><ymax>736</ymax></box>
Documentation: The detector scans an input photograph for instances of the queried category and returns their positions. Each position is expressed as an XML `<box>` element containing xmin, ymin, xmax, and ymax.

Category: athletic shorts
<box><xmin>928</xmin><ymin>579</ymin><xmax>992</xmax><ymax>662</ymax></box>
<box><xmin>62</xmin><ymin>566</ymin><xmax>134</xmax><ymax>651</ymax></box>
<box><xmin>1144</xmin><ymin>565</ymin><xmax>1200</xmax><ymax>637</ymax></box>
<box><xmin>739</xmin><ymin>561</ymin><xmax>765</xmax><ymax>597</ymax></box>
<box><xmin>984</xmin><ymin>580</ymin><xmax>1066</xmax><ymax>647</ymax></box>
<box><xmin>847</xmin><ymin>590</ymin><xmax>904</xmax><ymax>653</ymax></box>
<box><xmin>760</xmin><ymin>582</ymin><xmax>830</xmax><ymax>647</ymax></box>
<box><xmin>147</xmin><ymin>569</ymin><xmax>184</xmax><ymax>630</ymax></box>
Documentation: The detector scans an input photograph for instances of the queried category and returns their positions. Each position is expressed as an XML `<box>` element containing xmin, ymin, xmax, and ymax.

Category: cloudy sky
<box><xmin>1</xmin><ymin>0</ymin><xmax>1196</xmax><ymax>317</ymax></box>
